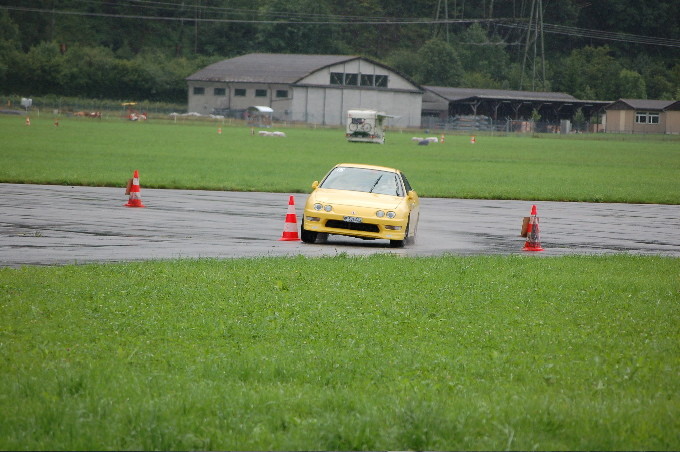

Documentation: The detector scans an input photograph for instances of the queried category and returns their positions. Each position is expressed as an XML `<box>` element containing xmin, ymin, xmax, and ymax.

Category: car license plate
<box><xmin>343</xmin><ymin>216</ymin><xmax>363</xmax><ymax>223</ymax></box>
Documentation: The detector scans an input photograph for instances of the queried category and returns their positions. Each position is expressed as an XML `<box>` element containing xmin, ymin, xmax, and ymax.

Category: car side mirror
<box><xmin>407</xmin><ymin>190</ymin><xmax>417</xmax><ymax>200</ymax></box>
<box><xmin>311</xmin><ymin>181</ymin><xmax>319</xmax><ymax>189</ymax></box>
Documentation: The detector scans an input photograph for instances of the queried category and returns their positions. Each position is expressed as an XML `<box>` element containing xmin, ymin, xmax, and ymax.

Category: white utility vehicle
<box><xmin>345</xmin><ymin>109</ymin><xmax>391</xmax><ymax>144</ymax></box>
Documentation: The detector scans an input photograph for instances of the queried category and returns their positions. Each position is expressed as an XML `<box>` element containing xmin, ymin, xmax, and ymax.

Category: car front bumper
<box><xmin>302</xmin><ymin>210</ymin><xmax>407</xmax><ymax>241</ymax></box>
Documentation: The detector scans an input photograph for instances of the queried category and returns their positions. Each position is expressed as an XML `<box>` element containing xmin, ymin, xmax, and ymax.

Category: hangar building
<box><xmin>422</xmin><ymin>86</ymin><xmax>609</xmax><ymax>126</ymax></box>
<box><xmin>186</xmin><ymin>53</ymin><xmax>424</xmax><ymax>128</ymax></box>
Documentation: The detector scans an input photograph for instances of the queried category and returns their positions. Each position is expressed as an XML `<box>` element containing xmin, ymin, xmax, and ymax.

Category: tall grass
<box><xmin>2</xmin><ymin>115</ymin><xmax>679</xmax><ymax>203</ymax></box>
<box><xmin>1</xmin><ymin>255</ymin><xmax>679</xmax><ymax>450</ymax></box>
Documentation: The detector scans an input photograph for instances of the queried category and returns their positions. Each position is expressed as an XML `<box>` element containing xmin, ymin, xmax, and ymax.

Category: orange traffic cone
<box><xmin>440</xmin><ymin>134</ymin><xmax>445</xmax><ymax>144</ymax></box>
<box><xmin>522</xmin><ymin>205</ymin><xmax>543</xmax><ymax>251</ymax></box>
<box><xmin>218</xmin><ymin>127</ymin><xmax>222</xmax><ymax>134</ymax></box>
<box><xmin>25</xmin><ymin>117</ymin><xmax>31</xmax><ymax>126</ymax></box>
<box><xmin>279</xmin><ymin>195</ymin><xmax>300</xmax><ymax>241</ymax></box>
<box><xmin>470</xmin><ymin>135</ymin><xmax>476</xmax><ymax>144</ymax></box>
<box><xmin>124</xmin><ymin>170</ymin><xmax>145</xmax><ymax>208</ymax></box>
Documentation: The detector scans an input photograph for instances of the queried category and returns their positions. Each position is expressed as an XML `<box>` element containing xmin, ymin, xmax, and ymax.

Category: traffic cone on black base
<box><xmin>279</xmin><ymin>195</ymin><xmax>300</xmax><ymax>241</ymax></box>
<box><xmin>522</xmin><ymin>205</ymin><xmax>543</xmax><ymax>251</ymax></box>
<box><xmin>124</xmin><ymin>170</ymin><xmax>145</xmax><ymax>207</ymax></box>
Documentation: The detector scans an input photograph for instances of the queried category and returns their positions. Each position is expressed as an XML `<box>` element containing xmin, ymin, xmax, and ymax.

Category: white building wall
<box><xmin>187</xmin><ymin>81</ymin><xmax>293</xmax><ymax>118</ymax></box>
<box><xmin>324</xmin><ymin>89</ymin><xmax>343</xmax><ymax>125</ymax></box>
<box><xmin>289</xmin><ymin>86</ymin><xmax>421</xmax><ymax>127</ymax></box>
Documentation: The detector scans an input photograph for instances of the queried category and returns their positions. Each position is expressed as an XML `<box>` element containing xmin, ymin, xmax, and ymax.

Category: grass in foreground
<box><xmin>1</xmin><ymin>254</ymin><xmax>678</xmax><ymax>450</ymax></box>
<box><xmin>2</xmin><ymin>115</ymin><xmax>679</xmax><ymax>203</ymax></box>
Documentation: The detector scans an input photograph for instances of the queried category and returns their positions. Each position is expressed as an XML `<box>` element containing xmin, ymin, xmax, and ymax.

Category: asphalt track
<box><xmin>1</xmin><ymin>183</ymin><xmax>679</xmax><ymax>267</ymax></box>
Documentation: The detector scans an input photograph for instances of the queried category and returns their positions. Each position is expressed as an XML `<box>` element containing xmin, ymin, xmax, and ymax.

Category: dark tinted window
<box><xmin>361</xmin><ymin>74</ymin><xmax>374</xmax><ymax>86</ymax></box>
<box><xmin>345</xmin><ymin>73</ymin><xmax>358</xmax><ymax>86</ymax></box>
<box><xmin>401</xmin><ymin>173</ymin><xmax>413</xmax><ymax>193</ymax></box>
<box><xmin>375</xmin><ymin>75</ymin><xmax>388</xmax><ymax>87</ymax></box>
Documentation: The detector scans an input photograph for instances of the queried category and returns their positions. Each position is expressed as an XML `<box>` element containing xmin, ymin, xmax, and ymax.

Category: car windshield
<box><xmin>320</xmin><ymin>167</ymin><xmax>403</xmax><ymax>196</ymax></box>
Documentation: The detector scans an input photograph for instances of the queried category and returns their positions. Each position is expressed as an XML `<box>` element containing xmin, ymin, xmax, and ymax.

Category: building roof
<box><xmin>187</xmin><ymin>53</ymin><xmax>362</xmax><ymax>84</ymax></box>
<box><xmin>605</xmin><ymin>99</ymin><xmax>679</xmax><ymax>111</ymax></box>
<box><xmin>424</xmin><ymin>86</ymin><xmax>579</xmax><ymax>102</ymax></box>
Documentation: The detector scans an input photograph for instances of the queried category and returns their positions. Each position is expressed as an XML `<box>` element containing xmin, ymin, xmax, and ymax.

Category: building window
<box><xmin>635</xmin><ymin>111</ymin><xmax>659</xmax><ymax>124</ymax></box>
<box><xmin>329</xmin><ymin>72</ymin><xmax>389</xmax><ymax>88</ymax></box>
<box><xmin>361</xmin><ymin>74</ymin><xmax>375</xmax><ymax>86</ymax></box>
<box><xmin>276</xmin><ymin>90</ymin><xmax>288</xmax><ymax>98</ymax></box>
<box><xmin>214</xmin><ymin>87</ymin><xmax>226</xmax><ymax>96</ymax></box>
<box><xmin>193</xmin><ymin>87</ymin><xmax>205</xmax><ymax>95</ymax></box>
<box><xmin>255</xmin><ymin>89</ymin><xmax>267</xmax><ymax>97</ymax></box>
<box><xmin>234</xmin><ymin>88</ymin><xmax>246</xmax><ymax>96</ymax></box>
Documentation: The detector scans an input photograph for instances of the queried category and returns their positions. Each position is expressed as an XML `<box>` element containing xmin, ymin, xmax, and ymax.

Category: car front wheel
<box><xmin>300</xmin><ymin>220</ymin><xmax>318</xmax><ymax>243</ymax></box>
<box><xmin>389</xmin><ymin>221</ymin><xmax>409</xmax><ymax>248</ymax></box>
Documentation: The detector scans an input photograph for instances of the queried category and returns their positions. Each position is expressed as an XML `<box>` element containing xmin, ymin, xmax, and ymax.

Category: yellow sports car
<box><xmin>301</xmin><ymin>163</ymin><xmax>420</xmax><ymax>247</ymax></box>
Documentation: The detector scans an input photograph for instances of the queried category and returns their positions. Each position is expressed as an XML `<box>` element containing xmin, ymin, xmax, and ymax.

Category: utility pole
<box><xmin>519</xmin><ymin>0</ymin><xmax>546</xmax><ymax>91</ymax></box>
<box><xmin>194</xmin><ymin>0</ymin><xmax>200</xmax><ymax>54</ymax></box>
<box><xmin>433</xmin><ymin>0</ymin><xmax>450</xmax><ymax>43</ymax></box>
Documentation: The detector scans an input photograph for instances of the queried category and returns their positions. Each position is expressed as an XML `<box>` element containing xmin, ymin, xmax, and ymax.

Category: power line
<box><xmin>497</xmin><ymin>22</ymin><xmax>680</xmax><ymax>48</ymax></box>
<box><xmin>3</xmin><ymin>4</ymin><xmax>680</xmax><ymax>48</ymax></box>
<box><xmin>1</xmin><ymin>4</ymin><xmax>482</xmax><ymax>24</ymax></box>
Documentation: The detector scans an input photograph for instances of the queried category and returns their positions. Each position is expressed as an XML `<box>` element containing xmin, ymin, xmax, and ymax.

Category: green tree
<box><xmin>415</xmin><ymin>39</ymin><xmax>463</xmax><ymax>86</ymax></box>
<box><xmin>617</xmin><ymin>69</ymin><xmax>647</xmax><ymax>99</ymax></box>
<box><xmin>254</xmin><ymin>0</ymin><xmax>341</xmax><ymax>54</ymax></box>
<box><xmin>555</xmin><ymin>46</ymin><xmax>622</xmax><ymax>100</ymax></box>
<box><xmin>19</xmin><ymin>42</ymin><xmax>65</xmax><ymax>96</ymax></box>
<box><xmin>0</xmin><ymin>10</ymin><xmax>22</xmax><ymax>92</ymax></box>
<box><xmin>573</xmin><ymin>107</ymin><xmax>586</xmax><ymax>132</ymax></box>
<box><xmin>460</xmin><ymin>72</ymin><xmax>503</xmax><ymax>89</ymax></box>
<box><xmin>385</xmin><ymin>49</ymin><xmax>422</xmax><ymax>83</ymax></box>
<box><xmin>458</xmin><ymin>23</ymin><xmax>509</xmax><ymax>82</ymax></box>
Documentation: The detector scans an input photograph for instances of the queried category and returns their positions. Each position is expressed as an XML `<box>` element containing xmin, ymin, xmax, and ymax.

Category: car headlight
<box><xmin>386</xmin><ymin>211</ymin><xmax>396</xmax><ymax>219</ymax></box>
<box><xmin>376</xmin><ymin>210</ymin><xmax>385</xmax><ymax>218</ymax></box>
<box><xmin>324</xmin><ymin>205</ymin><xmax>332</xmax><ymax>212</ymax></box>
<box><xmin>314</xmin><ymin>203</ymin><xmax>323</xmax><ymax>211</ymax></box>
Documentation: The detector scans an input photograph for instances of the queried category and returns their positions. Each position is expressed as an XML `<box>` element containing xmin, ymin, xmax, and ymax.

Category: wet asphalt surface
<box><xmin>1</xmin><ymin>183</ymin><xmax>679</xmax><ymax>267</ymax></box>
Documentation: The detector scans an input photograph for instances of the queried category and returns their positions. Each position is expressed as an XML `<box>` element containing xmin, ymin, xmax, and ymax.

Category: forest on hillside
<box><xmin>1</xmin><ymin>0</ymin><xmax>679</xmax><ymax>104</ymax></box>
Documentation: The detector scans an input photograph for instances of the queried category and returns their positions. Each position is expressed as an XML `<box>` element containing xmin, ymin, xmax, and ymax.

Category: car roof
<box><xmin>334</xmin><ymin>163</ymin><xmax>400</xmax><ymax>173</ymax></box>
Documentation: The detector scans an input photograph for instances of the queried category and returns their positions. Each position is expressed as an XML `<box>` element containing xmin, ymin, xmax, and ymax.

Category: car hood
<box><xmin>310</xmin><ymin>188</ymin><xmax>405</xmax><ymax>210</ymax></box>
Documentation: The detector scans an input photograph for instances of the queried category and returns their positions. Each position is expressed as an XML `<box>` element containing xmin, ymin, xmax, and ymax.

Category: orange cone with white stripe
<box><xmin>279</xmin><ymin>195</ymin><xmax>300</xmax><ymax>241</ymax></box>
<box><xmin>522</xmin><ymin>205</ymin><xmax>543</xmax><ymax>251</ymax></box>
<box><xmin>124</xmin><ymin>170</ymin><xmax>145</xmax><ymax>208</ymax></box>
<box><xmin>470</xmin><ymin>135</ymin><xmax>476</xmax><ymax>144</ymax></box>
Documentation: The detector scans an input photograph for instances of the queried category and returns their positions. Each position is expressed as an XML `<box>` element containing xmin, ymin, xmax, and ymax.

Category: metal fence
<box><xmin>420</xmin><ymin>115</ymin><xmax>595</xmax><ymax>134</ymax></box>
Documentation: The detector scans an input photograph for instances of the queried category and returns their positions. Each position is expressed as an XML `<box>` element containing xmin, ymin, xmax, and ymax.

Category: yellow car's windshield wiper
<box><xmin>368</xmin><ymin>175</ymin><xmax>383</xmax><ymax>193</ymax></box>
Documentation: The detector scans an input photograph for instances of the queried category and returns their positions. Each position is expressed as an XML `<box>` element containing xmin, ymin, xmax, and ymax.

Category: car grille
<box><xmin>325</xmin><ymin>220</ymin><xmax>380</xmax><ymax>233</ymax></box>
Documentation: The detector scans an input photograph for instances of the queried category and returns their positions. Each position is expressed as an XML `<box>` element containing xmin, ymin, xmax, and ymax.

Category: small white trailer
<box><xmin>345</xmin><ymin>109</ymin><xmax>391</xmax><ymax>144</ymax></box>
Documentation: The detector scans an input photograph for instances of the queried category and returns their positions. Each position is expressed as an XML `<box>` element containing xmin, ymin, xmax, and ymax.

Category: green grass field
<box><xmin>2</xmin><ymin>114</ymin><xmax>680</xmax><ymax>450</ymax></box>
<box><xmin>2</xmin><ymin>115</ymin><xmax>680</xmax><ymax>203</ymax></box>
<box><xmin>1</xmin><ymin>255</ymin><xmax>679</xmax><ymax>450</ymax></box>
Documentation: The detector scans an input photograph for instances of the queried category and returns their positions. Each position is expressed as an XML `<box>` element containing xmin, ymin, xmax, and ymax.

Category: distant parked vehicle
<box><xmin>345</xmin><ymin>109</ymin><xmax>392</xmax><ymax>144</ymax></box>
